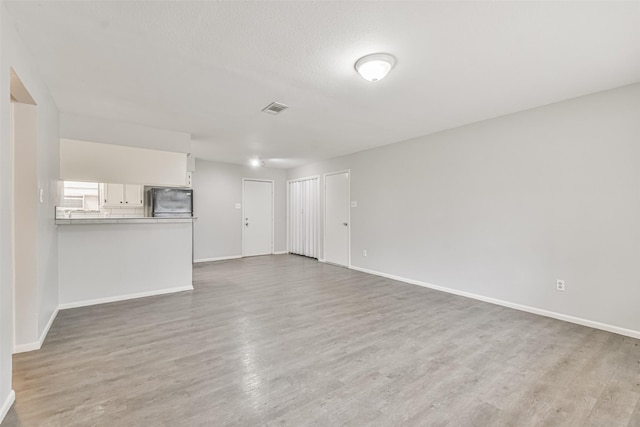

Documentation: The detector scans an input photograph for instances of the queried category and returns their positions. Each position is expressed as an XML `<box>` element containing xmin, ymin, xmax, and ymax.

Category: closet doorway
<box><xmin>287</xmin><ymin>176</ymin><xmax>319</xmax><ymax>258</ymax></box>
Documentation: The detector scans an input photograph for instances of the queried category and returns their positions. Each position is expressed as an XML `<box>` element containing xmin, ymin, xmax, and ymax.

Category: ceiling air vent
<box><xmin>262</xmin><ymin>101</ymin><xmax>289</xmax><ymax>115</ymax></box>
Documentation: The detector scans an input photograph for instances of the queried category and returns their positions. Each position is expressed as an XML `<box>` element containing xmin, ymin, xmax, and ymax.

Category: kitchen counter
<box><xmin>55</xmin><ymin>216</ymin><xmax>197</xmax><ymax>225</ymax></box>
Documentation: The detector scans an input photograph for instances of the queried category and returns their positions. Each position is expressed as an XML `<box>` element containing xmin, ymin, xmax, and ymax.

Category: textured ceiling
<box><xmin>5</xmin><ymin>1</ymin><xmax>640</xmax><ymax>168</ymax></box>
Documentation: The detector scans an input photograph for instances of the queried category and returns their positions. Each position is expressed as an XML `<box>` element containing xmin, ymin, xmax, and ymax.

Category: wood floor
<box><xmin>4</xmin><ymin>255</ymin><xmax>640</xmax><ymax>426</ymax></box>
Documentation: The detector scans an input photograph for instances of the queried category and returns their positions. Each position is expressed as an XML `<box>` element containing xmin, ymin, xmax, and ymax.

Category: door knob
<box><xmin>245</xmin><ymin>222</ymin><xmax>249</xmax><ymax>227</ymax></box>
<box><xmin>343</xmin><ymin>222</ymin><xmax>348</xmax><ymax>226</ymax></box>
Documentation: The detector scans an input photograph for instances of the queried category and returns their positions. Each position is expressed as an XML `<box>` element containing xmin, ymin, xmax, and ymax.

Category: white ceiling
<box><xmin>5</xmin><ymin>1</ymin><xmax>640</xmax><ymax>168</ymax></box>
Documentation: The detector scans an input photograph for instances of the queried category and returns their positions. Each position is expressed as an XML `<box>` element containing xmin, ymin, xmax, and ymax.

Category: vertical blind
<box><xmin>288</xmin><ymin>177</ymin><xmax>319</xmax><ymax>258</ymax></box>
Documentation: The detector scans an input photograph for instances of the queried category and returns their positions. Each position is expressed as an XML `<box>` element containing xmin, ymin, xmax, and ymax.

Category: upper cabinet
<box><xmin>101</xmin><ymin>183</ymin><xmax>143</xmax><ymax>207</ymax></box>
<box><xmin>124</xmin><ymin>184</ymin><xmax>143</xmax><ymax>206</ymax></box>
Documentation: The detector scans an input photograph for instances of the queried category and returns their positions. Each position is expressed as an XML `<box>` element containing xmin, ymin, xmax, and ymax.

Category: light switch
<box><xmin>39</xmin><ymin>188</ymin><xmax>44</xmax><ymax>203</ymax></box>
<box><xmin>235</xmin><ymin>203</ymin><xmax>241</xmax><ymax>209</ymax></box>
<box><xmin>350</xmin><ymin>201</ymin><xmax>358</xmax><ymax>208</ymax></box>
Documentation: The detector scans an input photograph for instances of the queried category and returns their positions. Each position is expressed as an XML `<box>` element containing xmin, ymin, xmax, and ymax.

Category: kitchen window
<box><xmin>60</xmin><ymin>181</ymin><xmax>99</xmax><ymax>210</ymax></box>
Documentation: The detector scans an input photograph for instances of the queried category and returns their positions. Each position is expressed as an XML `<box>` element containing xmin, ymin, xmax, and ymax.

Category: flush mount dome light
<box><xmin>355</xmin><ymin>53</ymin><xmax>396</xmax><ymax>82</ymax></box>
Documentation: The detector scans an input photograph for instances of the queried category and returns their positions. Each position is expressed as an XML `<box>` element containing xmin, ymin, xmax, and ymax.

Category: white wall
<box><xmin>289</xmin><ymin>83</ymin><xmax>640</xmax><ymax>336</ymax></box>
<box><xmin>193</xmin><ymin>159</ymin><xmax>287</xmax><ymax>261</ymax></box>
<box><xmin>12</xmin><ymin>103</ymin><xmax>38</xmax><ymax>347</ymax></box>
<box><xmin>58</xmin><ymin>223</ymin><xmax>193</xmax><ymax>307</ymax></box>
<box><xmin>1</xmin><ymin>3</ymin><xmax>60</xmax><ymax>419</ymax></box>
<box><xmin>60</xmin><ymin>138</ymin><xmax>187</xmax><ymax>186</ymax></box>
<box><xmin>60</xmin><ymin>112</ymin><xmax>191</xmax><ymax>154</ymax></box>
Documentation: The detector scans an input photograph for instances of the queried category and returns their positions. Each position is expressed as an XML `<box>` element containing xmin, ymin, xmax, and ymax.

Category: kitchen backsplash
<box><xmin>101</xmin><ymin>207</ymin><xmax>145</xmax><ymax>217</ymax></box>
<box><xmin>56</xmin><ymin>206</ymin><xmax>145</xmax><ymax>219</ymax></box>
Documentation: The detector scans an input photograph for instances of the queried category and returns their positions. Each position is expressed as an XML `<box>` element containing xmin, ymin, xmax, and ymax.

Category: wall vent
<box><xmin>262</xmin><ymin>101</ymin><xmax>289</xmax><ymax>115</ymax></box>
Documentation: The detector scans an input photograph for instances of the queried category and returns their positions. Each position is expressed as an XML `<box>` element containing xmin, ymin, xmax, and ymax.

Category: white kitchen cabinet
<box><xmin>101</xmin><ymin>183</ymin><xmax>143</xmax><ymax>207</ymax></box>
<box><xmin>124</xmin><ymin>184</ymin><xmax>143</xmax><ymax>206</ymax></box>
<box><xmin>102</xmin><ymin>183</ymin><xmax>123</xmax><ymax>207</ymax></box>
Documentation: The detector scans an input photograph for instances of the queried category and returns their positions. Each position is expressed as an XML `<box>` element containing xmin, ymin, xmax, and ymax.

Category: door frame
<box><xmin>242</xmin><ymin>178</ymin><xmax>275</xmax><ymax>257</ymax></box>
<box><xmin>10</xmin><ymin>101</ymin><xmax>16</xmax><ymax>353</ymax></box>
<box><xmin>286</xmin><ymin>175</ymin><xmax>320</xmax><ymax>256</ymax></box>
<box><xmin>323</xmin><ymin>170</ymin><xmax>351</xmax><ymax>267</ymax></box>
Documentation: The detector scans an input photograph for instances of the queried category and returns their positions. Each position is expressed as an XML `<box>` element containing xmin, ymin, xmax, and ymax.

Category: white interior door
<box><xmin>243</xmin><ymin>179</ymin><xmax>273</xmax><ymax>256</ymax></box>
<box><xmin>324</xmin><ymin>171</ymin><xmax>349</xmax><ymax>266</ymax></box>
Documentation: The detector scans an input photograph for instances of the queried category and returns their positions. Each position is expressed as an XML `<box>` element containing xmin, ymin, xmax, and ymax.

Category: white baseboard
<box><xmin>58</xmin><ymin>285</ymin><xmax>194</xmax><ymax>310</ymax></box>
<box><xmin>193</xmin><ymin>255</ymin><xmax>242</xmax><ymax>263</ymax></box>
<box><xmin>349</xmin><ymin>265</ymin><xmax>640</xmax><ymax>340</ymax></box>
<box><xmin>14</xmin><ymin>341</ymin><xmax>40</xmax><ymax>353</ymax></box>
<box><xmin>13</xmin><ymin>307</ymin><xmax>59</xmax><ymax>354</ymax></box>
<box><xmin>318</xmin><ymin>258</ymin><xmax>326</xmax><ymax>263</ymax></box>
<box><xmin>195</xmin><ymin>253</ymin><xmax>287</xmax><ymax>263</ymax></box>
<box><xmin>0</xmin><ymin>390</ymin><xmax>15</xmax><ymax>423</ymax></box>
<box><xmin>40</xmin><ymin>307</ymin><xmax>59</xmax><ymax>347</ymax></box>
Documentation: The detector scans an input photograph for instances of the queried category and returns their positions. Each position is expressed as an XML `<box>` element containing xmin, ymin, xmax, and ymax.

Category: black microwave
<box><xmin>150</xmin><ymin>188</ymin><xmax>193</xmax><ymax>217</ymax></box>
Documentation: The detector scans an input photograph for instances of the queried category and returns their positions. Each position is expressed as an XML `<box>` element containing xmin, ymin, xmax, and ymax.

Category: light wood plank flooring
<box><xmin>4</xmin><ymin>255</ymin><xmax>640</xmax><ymax>426</ymax></box>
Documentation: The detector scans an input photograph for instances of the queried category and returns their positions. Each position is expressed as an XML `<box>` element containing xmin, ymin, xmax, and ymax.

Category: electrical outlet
<box><xmin>362</xmin><ymin>249</ymin><xmax>367</xmax><ymax>257</ymax></box>
<box><xmin>556</xmin><ymin>279</ymin><xmax>565</xmax><ymax>291</ymax></box>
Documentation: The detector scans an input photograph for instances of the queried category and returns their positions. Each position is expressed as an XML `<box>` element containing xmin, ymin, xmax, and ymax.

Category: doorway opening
<box><xmin>10</xmin><ymin>68</ymin><xmax>39</xmax><ymax>352</ymax></box>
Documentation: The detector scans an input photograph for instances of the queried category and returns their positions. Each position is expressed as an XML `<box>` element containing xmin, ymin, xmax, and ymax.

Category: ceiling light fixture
<box><xmin>354</xmin><ymin>53</ymin><xmax>396</xmax><ymax>82</ymax></box>
<box><xmin>249</xmin><ymin>157</ymin><xmax>264</xmax><ymax>168</ymax></box>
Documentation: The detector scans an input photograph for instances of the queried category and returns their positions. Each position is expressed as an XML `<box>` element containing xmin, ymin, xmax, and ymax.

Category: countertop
<box><xmin>55</xmin><ymin>217</ymin><xmax>197</xmax><ymax>225</ymax></box>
